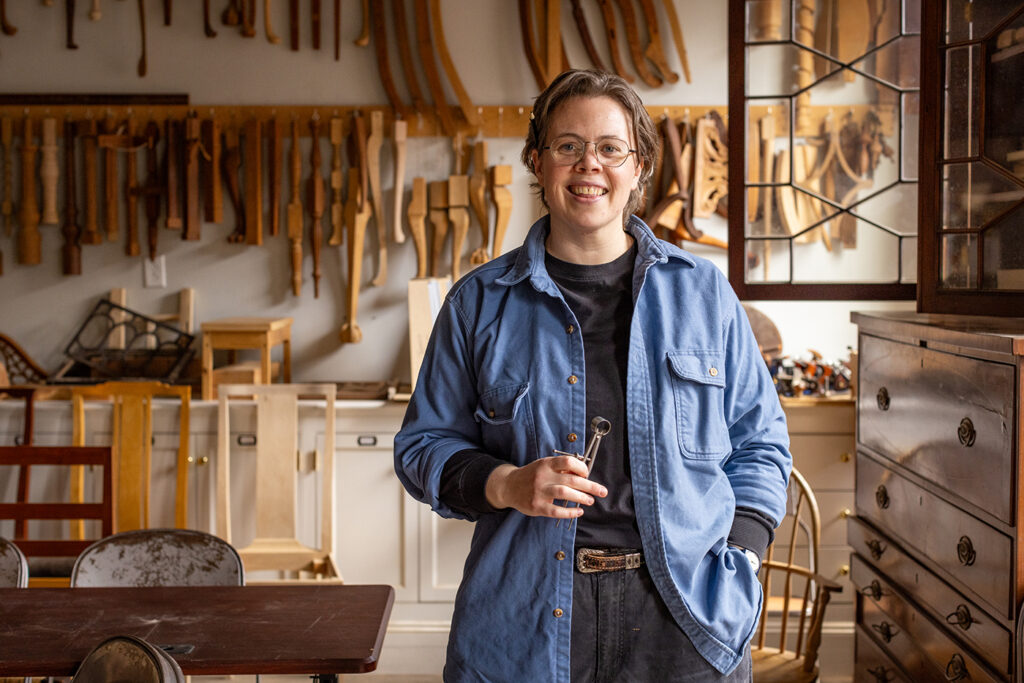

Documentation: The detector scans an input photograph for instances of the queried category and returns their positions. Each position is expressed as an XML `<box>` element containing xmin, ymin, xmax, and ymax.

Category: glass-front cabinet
<box><xmin>728</xmin><ymin>0</ymin><xmax>920</xmax><ymax>299</ymax></box>
<box><xmin>919</xmin><ymin>2</ymin><xmax>1024</xmax><ymax>315</ymax></box>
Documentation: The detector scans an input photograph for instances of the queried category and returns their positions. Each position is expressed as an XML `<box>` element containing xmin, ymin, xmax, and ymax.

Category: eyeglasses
<box><xmin>541</xmin><ymin>135</ymin><xmax>638</xmax><ymax>168</ymax></box>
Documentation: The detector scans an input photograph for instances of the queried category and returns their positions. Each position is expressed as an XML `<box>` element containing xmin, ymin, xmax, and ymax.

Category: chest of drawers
<box><xmin>851</xmin><ymin>311</ymin><xmax>1024</xmax><ymax>682</ymax></box>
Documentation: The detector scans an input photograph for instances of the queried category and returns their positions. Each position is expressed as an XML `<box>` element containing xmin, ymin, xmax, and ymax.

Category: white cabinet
<box><xmin>781</xmin><ymin>396</ymin><xmax>856</xmax><ymax>683</ymax></box>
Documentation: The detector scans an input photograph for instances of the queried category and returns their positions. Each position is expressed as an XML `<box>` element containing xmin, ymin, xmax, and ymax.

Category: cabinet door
<box><xmin>334</xmin><ymin>426</ymin><xmax>418</xmax><ymax>603</ymax></box>
<box><xmin>417</xmin><ymin>506</ymin><xmax>474</xmax><ymax>603</ymax></box>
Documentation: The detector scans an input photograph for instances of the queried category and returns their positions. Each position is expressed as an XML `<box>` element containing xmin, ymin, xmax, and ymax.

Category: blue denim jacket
<box><xmin>395</xmin><ymin>215</ymin><xmax>792</xmax><ymax>680</ymax></box>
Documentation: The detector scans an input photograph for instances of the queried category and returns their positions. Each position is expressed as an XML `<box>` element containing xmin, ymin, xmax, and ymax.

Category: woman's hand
<box><xmin>484</xmin><ymin>456</ymin><xmax>608</xmax><ymax>518</ymax></box>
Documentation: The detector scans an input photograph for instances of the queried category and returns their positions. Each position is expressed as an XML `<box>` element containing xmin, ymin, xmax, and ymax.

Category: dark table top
<box><xmin>0</xmin><ymin>584</ymin><xmax>394</xmax><ymax>677</ymax></box>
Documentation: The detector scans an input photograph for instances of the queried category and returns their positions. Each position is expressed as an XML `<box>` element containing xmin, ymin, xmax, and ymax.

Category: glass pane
<box><xmin>745</xmin><ymin>238</ymin><xmax>792</xmax><ymax>283</ymax></box>
<box><xmin>746</xmin><ymin>44</ymin><xmax>841</xmax><ymax>97</ymax></box>
<box><xmin>748</xmin><ymin>100</ymin><xmax>792</xmax><ymax>189</ymax></box>
<box><xmin>901</xmin><ymin>235</ymin><xmax>919</xmax><ymax>283</ymax></box>
<box><xmin>944</xmin><ymin>44</ymin><xmax>980</xmax><ymax>159</ymax></box>
<box><xmin>940</xmin><ymin>233</ymin><xmax>977</xmax><ymax>288</ymax></box>
<box><xmin>902</xmin><ymin>92</ymin><xmax>920</xmax><ymax>180</ymax></box>
<box><xmin>851</xmin><ymin>35</ymin><xmax>921</xmax><ymax>88</ymax></box>
<box><xmin>904</xmin><ymin>0</ymin><xmax>921</xmax><ymax>35</ymax></box>
<box><xmin>985</xmin><ymin>14</ymin><xmax>1024</xmax><ymax>175</ymax></box>
<box><xmin>944</xmin><ymin>0</ymin><xmax>1021</xmax><ymax>44</ymax></box>
<box><xmin>850</xmin><ymin>182</ymin><xmax>919</xmax><ymax>235</ymax></box>
<box><xmin>941</xmin><ymin>161</ymin><xmax>1024</xmax><ymax>230</ymax></box>
<box><xmin>792</xmin><ymin>219</ymin><xmax>901</xmax><ymax>282</ymax></box>
<box><xmin>982</xmin><ymin>204</ymin><xmax>1024</xmax><ymax>289</ymax></box>
<box><xmin>747</xmin><ymin>0</ymin><xmax>792</xmax><ymax>42</ymax></box>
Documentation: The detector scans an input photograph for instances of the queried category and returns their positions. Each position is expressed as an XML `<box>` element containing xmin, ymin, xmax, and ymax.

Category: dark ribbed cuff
<box><xmin>438</xmin><ymin>449</ymin><xmax>507</xmax><ymax>516</ymax></box>
<box><xmin>727</xmin><ymin>506</ymin><xmax>777</xmax><ymax>560</ymax></box>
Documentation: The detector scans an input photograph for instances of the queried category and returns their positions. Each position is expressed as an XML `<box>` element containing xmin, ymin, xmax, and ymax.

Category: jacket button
<box><xmin>555</xmin><ymin>551</ymin><xmax>566</xmax><ymax>560</ymax></box>
<box><xmin>567</xmin><ymin>375</ymin><xmax>578</xmax><ymax>385</ymax></box>
<box><xmin>709</xmin><ymin>367</ymin><xmax>718</xmax><ymax>377</ymax></box>
<box><xmin>567</xmin><ymin>433</ymin><xmax>578</xmax><ymax>442</ymax></box>
<box><xmin>488</xmin><ymin>410</ymin><xmax>495</xmax><ymax>418</ymax></box>
<box><xmin>565</xmin><ymin>324</ymin><xmax>574</xmax><ymax>334</ymax></box>
<box><xmin>553</xmin><ymin>608</ymin><xmax>564</xmax><ymax>618</ymax></box>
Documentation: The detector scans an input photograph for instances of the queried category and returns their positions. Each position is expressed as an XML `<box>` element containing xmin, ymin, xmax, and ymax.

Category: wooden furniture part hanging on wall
<box><xmin>70</xmin><ymin>381</ymin><xmax>191</xmax><ymax>537</ymax></box>
<box><xmin>216</xmin><ymin>383</ymin><xmax>339</xmax><ymax>582</ymax></box>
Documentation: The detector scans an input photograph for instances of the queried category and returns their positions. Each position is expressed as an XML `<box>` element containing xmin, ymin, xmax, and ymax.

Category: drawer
<box><xmin>851</xmin><ymin>550</ymin><xmax>1010</xmax><ymax>676</ymax></box>
<box><xmin>855</xmin><ymin>628</ymin><xmax>913</xmax><ymax>683</ymax></box>
<box><xmin>848</xmin><ymin>516</ymin><xmax>1011</xmax><ymax>675</ymax></box>
<box><xmin>856</xmin><ymin>559</ymin><xmax>1002</xmax><ymax>683</ymax></box>
<box><xmin>856</xmin><ymin>452</ymin><xmax>1013</xmax><ymax>620</ymax></box>
<box><xmin>857</xmin><ymin>334</ymin><xmax>1016</xmax><ymax>524</ymax></box>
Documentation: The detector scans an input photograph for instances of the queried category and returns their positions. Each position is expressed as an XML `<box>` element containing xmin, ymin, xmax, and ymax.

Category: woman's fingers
<box><xmin>485</xmin><ymin>456</ymin><xmax>608</xmax><ymax>518</ymax></box>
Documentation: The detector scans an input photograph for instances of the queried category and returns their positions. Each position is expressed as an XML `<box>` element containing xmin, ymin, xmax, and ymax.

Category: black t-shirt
<box><xmin>545</xmin><ymin>244</ymin><xmax>642</xmax><ymax>550</ymax></box>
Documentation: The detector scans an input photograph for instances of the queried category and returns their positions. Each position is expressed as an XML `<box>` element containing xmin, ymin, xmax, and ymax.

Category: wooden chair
<box><xmin>751</xmin><ymin>467</ymin><xmax>842</xmax><ymax>683</ymax></box>
<box><xmin>71</xmin><ymin>381</ymin><xmax>191</xmax><ymax>536</ymax></box>
<box><xmin>0</xmin><ymin>445</ymin><xmax>114</xmax><ymax>586</ymax></box>
<box><xmin>216</xmin><ymin>383</ymin><xmax>339</xmax><ymax>582</ymax></box>
<box><xmin>71</xmin><ymin>528</ymin><xmax>243</xmax><ymax>587</ymax></box>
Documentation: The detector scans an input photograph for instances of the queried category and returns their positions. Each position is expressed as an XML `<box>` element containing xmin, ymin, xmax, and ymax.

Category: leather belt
<box><xmin>575</xmin><ymin>548</ymin><xmax>644</xmax><ymax>574</ymax></box>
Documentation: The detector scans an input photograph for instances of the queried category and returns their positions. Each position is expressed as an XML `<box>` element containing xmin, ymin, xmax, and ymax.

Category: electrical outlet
<box><xmin>143</xmin><ymin>255</ymin><xmax>167</xmax><ymax>288</ymax></box>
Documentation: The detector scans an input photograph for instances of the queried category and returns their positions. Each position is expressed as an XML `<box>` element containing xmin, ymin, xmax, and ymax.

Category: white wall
<box><xmin>0</xmin><ymin>0</ymin><xmax>911</xmax><ymax>383</ymax></box>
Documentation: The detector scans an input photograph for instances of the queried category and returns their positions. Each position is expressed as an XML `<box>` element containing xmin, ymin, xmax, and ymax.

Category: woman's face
<box><xmin>532</xmin><ymin>96</ymin><xmax>642</xmax><ymax>240</ymax></box>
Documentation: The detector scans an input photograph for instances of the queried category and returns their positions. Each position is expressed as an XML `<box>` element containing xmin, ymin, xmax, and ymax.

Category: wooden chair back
<box><xmin>216</xmin><ymin>383</ymin><xmax>338</xmax><ymax>581</ymax></box>
<box><xmin>0</xmin><ymin>445</ymin><xmax>114</xmax><ymax>563</ymax></box>
<box><xmin>0</xmin><ymin>387</ymin><xmax>36</xmax><ymax>538</ymax></box>
<box><xmin>71</xmin><ymin>381</ymin><xmax>190</xmax><ymax>536</ymax></box>
<box><xmin>751</xmin><ymin>467</ymin><xmax>842</xmax><ymax>683</ymax></box>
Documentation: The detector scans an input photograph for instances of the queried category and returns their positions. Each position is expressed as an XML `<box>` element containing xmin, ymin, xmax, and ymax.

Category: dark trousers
<box><xmin>570</xmin><ymin>564</ymin><xmax>753</xmax><ymax>683</ymax></box>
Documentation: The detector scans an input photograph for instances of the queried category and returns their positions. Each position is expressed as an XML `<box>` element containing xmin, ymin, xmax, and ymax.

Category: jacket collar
<box><xmin>495</xmin><ymin>214</ymin><xmax>695</xmax><ymax>288</ymax></box>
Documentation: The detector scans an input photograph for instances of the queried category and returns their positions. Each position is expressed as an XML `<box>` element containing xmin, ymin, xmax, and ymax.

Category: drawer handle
<box><xmin>867</xmin><ymin>665</ymin><xmax>895</xmax><ymax>683</ymax></box>
<box><xmin>944</xmin><ymin>653</ymin><xmax>968</xmax><ymax>681</ymax></box>
<box><xmin>875</xmin><ymin>485</ymin><xmax>890</xmax><ymax>510</ymax></box>
<box><xmin>871</xmin><ymin>620</ymin><xmax>899</xmax><ymax>643</ymax></box>
<box><xmin>956</xmin><ymin>536</ymin><xmax>976</xmax><ymax>566</ymax></box>
<box><xmin>957</xmin><ymin>417</ymin><xmax>976</xmax><ymax>447</ymax></box>
<box><xmin>876</xmin><ymin>386</ymin><xmax>890</xmax><ymax>411</ymax></box>
<box><xmin>357</xmin><ymin>435</ymin><xmax>378</xmax><ymax>447</ymax></box>
<box><xmin>945</xmin><ymin>604</ymin><xmax>977</xmax><ymax>631</ymax></box>
<box><xmin>860</xmin><ymin>579</ymin><xmax>886</xmax><ymax>601</ymax></box>
<box><xmin>237</xmin><ymin>433</ymin><xmax>257</xmax><ymax>447</ymax></box>
<box><xmin>865</xmin><ymin>538</ymin><xmax>887</xmax><ymax>561</ymax></box>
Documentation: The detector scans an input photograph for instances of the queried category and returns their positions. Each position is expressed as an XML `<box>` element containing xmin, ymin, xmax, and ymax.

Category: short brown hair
<box><xmin>521</xmin><ymin>69</ymin><xmax>659</xmax><ymax>218</ymax></box>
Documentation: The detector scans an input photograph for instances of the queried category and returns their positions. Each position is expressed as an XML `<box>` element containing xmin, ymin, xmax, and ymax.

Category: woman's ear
<box><xmin>531</xmin><ymin>149</ymin><xmax>543</xmax><ymax>183</ymax></box>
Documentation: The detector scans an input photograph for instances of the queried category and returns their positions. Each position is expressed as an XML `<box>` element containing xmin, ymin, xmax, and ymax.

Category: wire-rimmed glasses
<box><xmin>542</xmin><ymin>135</ymin><xmax>638</xmax><ymax>167</ymax></box>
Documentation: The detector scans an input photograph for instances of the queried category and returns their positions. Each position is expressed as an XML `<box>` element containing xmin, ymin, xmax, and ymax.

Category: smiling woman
<box><xmin>394</xmin><ymin>68</ymin><xmax>792</xmax><ymax>683</ymax></box>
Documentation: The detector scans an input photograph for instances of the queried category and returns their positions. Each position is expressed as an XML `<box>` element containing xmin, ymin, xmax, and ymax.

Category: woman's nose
<box><xmin>574</xmin><ymin>142</ymin><xmax>602</xmax><ymax>169</ymax></box>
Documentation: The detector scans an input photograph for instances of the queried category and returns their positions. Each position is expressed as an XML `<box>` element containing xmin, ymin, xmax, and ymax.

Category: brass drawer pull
<box><xmin>860</xmin><ymin>579</ymin><xmax>886</xmax><ymax>601</ymax></box>
<box><xmin>876</xmin><ymin>386</ymin><xmax>890</xmax><ymax>411</ymax></box>
<box><xmin>944</xmin><ymin>653</ymin><xmax>968</xmax><ymax>681</ymax></box>
<box><xmin>871</xmin><ymin>620</ymin><xmax>899</xmax><ymax>643</ymax></box>
<box><xmin>865</xmin><ymin>538</ymin><xmax>887</xmax><ymax>560</ymax></box>
<box><xmin>867</xmin><ymin>665</ymin><xmax>895</xmax><ymax>682</ymax></box>
<box><xmin>945</xmin><ymin>604</ymin><xmax>977</xmax><ymax>631</ymax></box>
<box><xmin>956</xmin><ymin>536</ymin><xmax>976</xmax><ymax>566</ymax></box>
<box><xmin>957</xmin><ymin>417</ymin><xmax>976</xmax><ymax>447</ymax></box>
<box><xmin>875</xmin><ymin>485</ymin><xmax>890</xmax><ymax>510</ymax></box>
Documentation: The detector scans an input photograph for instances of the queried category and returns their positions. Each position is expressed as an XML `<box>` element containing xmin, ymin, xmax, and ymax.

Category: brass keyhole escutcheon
<box><xmin>957</xmin><ymin>536</ymin><xmax>976</xmax><ymax>566</ymax></box>
<box><xmin>958</xmin><ymin>417</ymin><xmax>976</xmax><ymax>447</ymax></box>
<box><xmin>876</xmin><ymin>386</ymin><xmax>890</xmax><ymax>411</ymax></box>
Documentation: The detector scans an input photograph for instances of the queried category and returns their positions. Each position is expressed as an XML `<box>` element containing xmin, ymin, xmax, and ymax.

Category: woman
<box><xmin>394</xmin><ymin>69</ymin><xmax>791</xmax><ymax>682</ymax></box>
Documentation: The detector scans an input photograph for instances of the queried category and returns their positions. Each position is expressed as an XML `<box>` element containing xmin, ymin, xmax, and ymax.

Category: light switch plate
<box><xmin>143</xmin><ymin>255</ymin><xmax>167</xmax><ymax>288</ymax></box>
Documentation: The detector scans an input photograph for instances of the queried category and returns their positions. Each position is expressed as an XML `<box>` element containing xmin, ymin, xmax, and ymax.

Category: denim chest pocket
<box><xmin>474</xmin><ymin>382</ymin><xmax>537</xmax><ymax>462</ymax></box>
<box><xmin>667</xmin><ymin>351</ymin><xmax>731</xmax><ymax>459</ymax></box>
